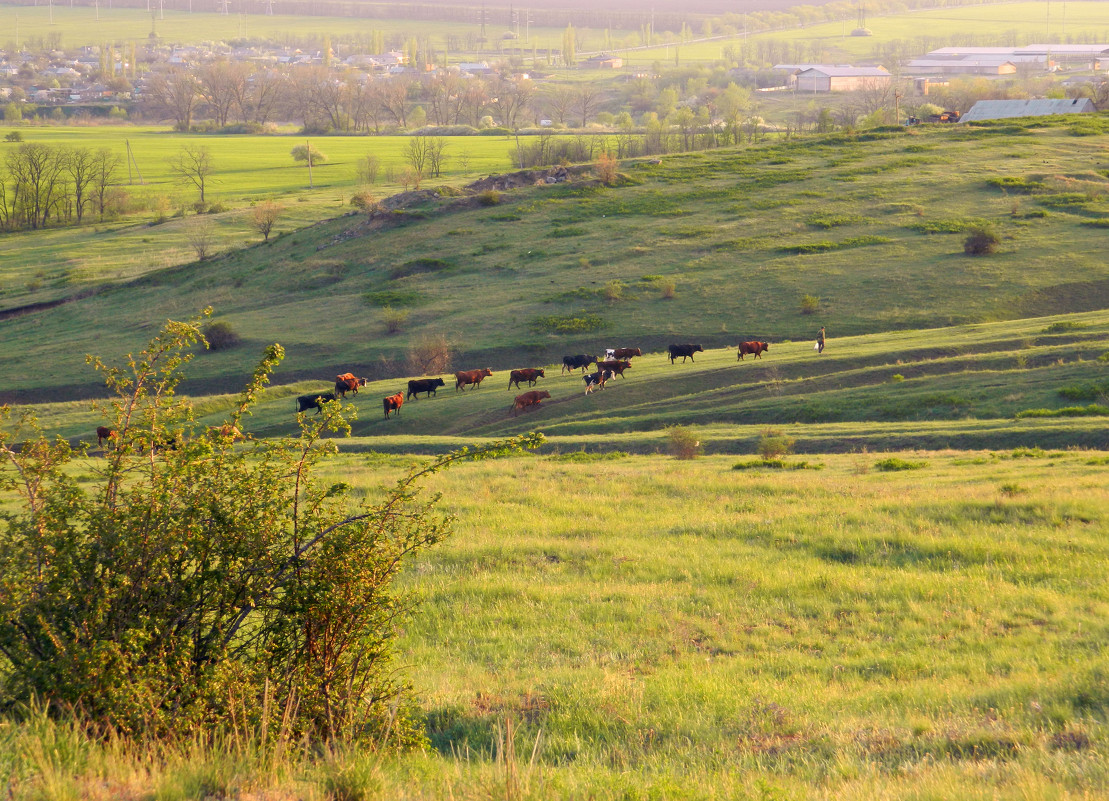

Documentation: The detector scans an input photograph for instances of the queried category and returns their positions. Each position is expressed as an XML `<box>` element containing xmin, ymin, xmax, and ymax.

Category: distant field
<box><xmin>0</xmin><ymin>4</ymin><xmax>624</xmax><ymax>55</ymax></box>
<box><xmin>609</xmin><ymin>2</ymin><xmax>1109</xmax><ymax>64</ymax></box>
<box><xmin>0</xmin><ymin>128</ymin><xmax>516</xmax><ymax>299</ymax></box>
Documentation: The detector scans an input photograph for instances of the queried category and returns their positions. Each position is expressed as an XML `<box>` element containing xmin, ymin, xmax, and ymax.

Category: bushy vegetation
<box><xmin>201</xmin><ymin>319</ymin><xmax>241</xmax><ymax>351</ymax></box>
<box><xmin>0</xmin><ymin>315</ymin><xmax>541</xmax><ymax>742</ymax></box>
<box><xmin>964</xmin><ymin>227</ymin><xmax>1000</xmax><ymax>255</ymax></box>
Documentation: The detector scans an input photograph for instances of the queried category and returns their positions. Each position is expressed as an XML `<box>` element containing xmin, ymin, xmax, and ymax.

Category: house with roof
<box><xmin>960</xmin><ymin>97</ymin><xmax>1096</xmax><ymax>123</ymax></box>
<box><xmin>795</xmin><ymin>66</ymin><xmax>890</xmax><ymax>92</ymax></box>
<box><xmin>906</xmin><ymin>58</ymin><xmax>1018</xmax><ymax>76</ymax></box>
<box><xmin>583</xmin><ymin>53</ymin><xmax>623</xmax><ymax>69</ymax></box>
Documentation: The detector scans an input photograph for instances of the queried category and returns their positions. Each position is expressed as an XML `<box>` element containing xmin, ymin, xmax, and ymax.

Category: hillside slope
<box><xmin>1</xmin><ymin>115</ymin><xmax>1107</xmax><ymax>403</ymax></box>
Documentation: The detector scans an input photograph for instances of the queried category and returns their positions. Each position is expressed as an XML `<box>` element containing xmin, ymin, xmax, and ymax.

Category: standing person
<box><xmin>816</xmin><ymin>326</ymin><xmax>826</xmax><ymax>353</ymax></box>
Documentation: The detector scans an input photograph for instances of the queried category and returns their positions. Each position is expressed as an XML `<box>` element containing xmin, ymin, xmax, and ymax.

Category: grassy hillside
<box><xmin>2</xmin><ymin>114</ymin><xmax>1108</xmax><ymax>406</ymax></box>
<box><xmin>16</xmin><ymin>306</ymin><xmax>1109</xmax><ymax>452</ymax></box>
<box><xmin>3</xmin><ymin>448</ymin><xmax>1107</xmax><ymax>799</ymax></box>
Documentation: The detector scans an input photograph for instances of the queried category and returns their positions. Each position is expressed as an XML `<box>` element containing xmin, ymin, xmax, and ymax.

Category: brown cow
<box><xmin>611</xmin><ymin>347</ymin><xmax>642</xmax><ymax>360</ymax></box>
<box><xmin>455</xmin><ymin>368</ymin><xmax>493</xmax><ymax>391</ymax></box>
<box><xmin>508</xmin><ymin>367</ymin><xmax>545</xmax><ymax>389</ymax></box>
<box><xmin>335</xmin><ymin>373</ymin><xmax>368</xmax><ymax>398</ymax></box>
<box><xmin>737</xmin><ymin>341</ymin><xmax>769</xmax><ymax>361</ymax></box>
<box><xmin>96</xmin><ymin>426</ymin><xmax>115</xmax><ymax>447</ymax></box>
<box><xmin>383</xmin><ymin>392</ymin><xmax>404</xmax><ymax>419</ymax></box>
<box><xmin>512</xmin><ymin>389</ymin><xmax>551</xmax><ymax>416</ymax></box>
<box><xmin>594</xmin><ymin>359</ymin><xmax>633</xmax><ymax>378</ymax></box>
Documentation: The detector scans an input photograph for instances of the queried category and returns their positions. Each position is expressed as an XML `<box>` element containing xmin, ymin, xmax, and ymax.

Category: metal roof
<box><xmin>960</xmin><ymin>98</ymin><xmax>1097</xmax><ymax>122</ymax></box>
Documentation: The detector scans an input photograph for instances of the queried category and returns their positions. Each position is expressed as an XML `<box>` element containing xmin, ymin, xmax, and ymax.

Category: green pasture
<box><xmin>2</xmin><ymin>446</ymin><xmax>1107</xmax><ymax>798</ymax></box>
<box><xmin>3</xmin><ymin>115</ymin><xmax>1108</xmax><ymax>405</ymax></box>
<box><xmin>611</xmin><ymin>1</ymin><xmax>1109</xmax><ymax>65</ymax></box>
<box><xmin>0</xmin><ymin>4</ymin><xmax>621</xmax><ymax>57</ymax></box>
<box><xmin>14</xmin><ymin>307</ymin><xmax>1109</xmax><ymax>454</ymax></box>
<box><xmin>0</xmin><ymin>128</ymin><xmax>515</xmax><ymax>299</ymax></box>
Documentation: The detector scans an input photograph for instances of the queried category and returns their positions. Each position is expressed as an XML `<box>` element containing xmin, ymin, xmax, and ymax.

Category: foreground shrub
<box><xmin>757</xmin><ymin>429</ymin><xmax>795</xmax><ymax>459</ymax></box>
<box><xmin>0</xmin><ymin>313</ymin><xmax>542</xmax><ymax>741</ymax></box>
<box><xmin>875</xmin><ymin>457</ymin><xmax>927</xmax><ymax>471</ymax></box>
<box><xmin>291</xmin><ymin>143</ymin><xmax>327</xmax><ymax>164</ymax></box>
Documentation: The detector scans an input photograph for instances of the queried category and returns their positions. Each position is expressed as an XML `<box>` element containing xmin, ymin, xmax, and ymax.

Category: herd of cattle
<box><xmin>292</xmin><ymin>341</ymin><xmax>772</xmax><ymax>422</ymax></box>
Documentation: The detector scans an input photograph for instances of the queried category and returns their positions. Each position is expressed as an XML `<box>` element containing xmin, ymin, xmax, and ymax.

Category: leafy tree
<box><xmin>0</xmin><ymin>314</ymin><xmax>543</xmax><ymax>741</ymax></box>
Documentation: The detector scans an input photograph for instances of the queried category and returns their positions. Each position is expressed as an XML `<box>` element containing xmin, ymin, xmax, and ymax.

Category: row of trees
<box><xmin>0</xmin><ymin>143</ymin><xmax>121</xmax><ymax>231</ymax></box>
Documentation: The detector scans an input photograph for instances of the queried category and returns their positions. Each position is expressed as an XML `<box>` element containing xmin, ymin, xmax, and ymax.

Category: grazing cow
<box><xmin>562</xmin><ymin>354</ymin><xmax>598</xmax><ymax>375</ymax></box>
<box><xmin>383</xmin><ymin>392</ymin><xmax>404</xmax><ymax>419</ymax></box>
<box><xmin>594</xmin><ymin>359</ymin><xmax>633</xmax><ymax>378</ymax></box>
<box><xmin>612</xmin><ymin>347</ymin><xmax>642</xmax><ymax>360</ymax></box>
<box><xmin>583</xmin><ymin>369</ymin><xmax>615</xmax><ymax>394</ymax></box>
<box><xmin>512</xmin><ymin>389</ymin><xmax>551</xmax><ymax>416</ymax></box>
<box><xmin>737</xmin><ymin>341</ymin><xmax>769</xmax><ymax>361</ymax></box>
<box><xmin>668</xmin><ymin>343</ymin><xmax>704</xmax><ymax>363</ymax></box>
<box><xmin>96</xmin><ymin>426</ymin><xmax>115</xmax><ymax>447</ymax></box>
<box><xmin>455</xmin><ymin>368</ymin><xmax>493</xmax><ymax>391</ymax></box>
<box><xmin>407</xmin><ymin>377</ymin><xmax>446</xmax><ymax>400</ymax></box>
<box><xmin>335</xmin><ymin>373</ymin><xmax>368</xmax><ymax>398</ymax></box>
<box><xmin>508</xmin><ymin>368</ymin><xmax>545</xmax><ymax>389</ymax></box>
<box><xmin>296</xmin><ymin>391</ymin><xmax>337</xmax><ymax>414</ymax></box>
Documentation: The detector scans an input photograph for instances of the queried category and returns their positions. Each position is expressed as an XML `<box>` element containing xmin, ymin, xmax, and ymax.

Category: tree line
<box><xmin>0</xmin><ymin>143</ymin><xmax>121</xmax><ymax>231</ymax></box>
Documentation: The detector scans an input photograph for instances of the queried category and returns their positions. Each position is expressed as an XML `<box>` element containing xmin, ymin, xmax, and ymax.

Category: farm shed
<box><xmin>960</xmin><ymin>97</ymin><xmax>1097</xmax><ymax>123</ymax></box>
<box><xmin>795</xmin><ymin>66</ymin><xmax>891</xmax><ymax>92</ymax></box>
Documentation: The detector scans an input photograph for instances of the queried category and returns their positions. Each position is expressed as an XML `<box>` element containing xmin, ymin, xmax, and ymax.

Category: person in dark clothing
<box><xmin>816</xmin><ymin>327</ymin><xmax>826</xmax><ymax>353</ymax></box>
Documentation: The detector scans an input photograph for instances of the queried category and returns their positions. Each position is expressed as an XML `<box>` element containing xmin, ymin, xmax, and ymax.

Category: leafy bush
<box><xmin>0</xmin><ymin>317</ymin><xmax>543</xmax><ymax>741</ymax></box>
<box><xmin>963</xmin><ymin>228</ymin><xmax>1000</xmax><ymax>256</ymax></box>
<box><xmin>550</xmin><ymin>450</ymin><xmax>630</xmax><ymax>463</ymax></box>
<box><xmin>350</xmin><ymin>191</ymin><xmax>380</xmax><ymax>211</ymax></box>
<box><xmin>732</xmin><ymin>459</ymin><xmax>822</xmax><ymax>471</ymax></box>
<box><xmin>875</xmin><ymin>457</ymin><xmax>927</xmax><ymax>471</ymax></box>
<box><xmin>4</xmin><ymin>131</ymin><xmax>23</xmax><ymax>143</ymax></box>
<box><xmin>1043</xmin><ymin>321</ymin><xmax>1086</xmax><ymax>334</ymax></box>
<box><xmin>202</xmin><ymin>319</ymin><xmax>241</xmax><ymax>351</ymax></box>
<box><xmin>778</xmin><ymin>236</ymin><xmax>889</xmax><ymax>254</ymax></box>
<box><xmin>666</xmin><ymin>426</ymin><xmax>703</xmax><ymax>460</ymax></box>
<box><xmin>478</xmin><ymin>190</ymin><xmax>502</xmax><ymax>206</ymax></box>
<box><xmin>805</xmin><ymin>213</ymin><xmax>864</xmax><ymax>228</ymax></box>
<box><xmin>530</xmin><ymin>315</ymin><xmax>607</xmax><ymax>334</ymax></box>
<box><xmin>799</xmin><ymin>294</ymin><xmax>820</xmax><ymax>315</ymax></box>
<box><xmin>291</xmin><ymin>143</ymin><xmax>327</xmax><ymax>164</ymax></box>
<box><xmin>1036</xmin><ymin>193</ymin><xmax>1093</xmax><ymax>208</ymax></box>
<box><xmin>757</xmin><ymin>429</ymin><xmax>795</xmax><ymax>459</ymax></box>
<box><xmin>595</xmin><ymin>152</ymin><xmax>619</xmax><ymax>185</ymax></box>
<box><xmin>382</xmin><ymin>306</ymin><xmax>409</xmax><ymax>334</ymax></box>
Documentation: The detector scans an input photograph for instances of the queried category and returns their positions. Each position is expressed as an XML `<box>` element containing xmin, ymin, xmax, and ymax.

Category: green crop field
<box><xmin>2</xmin><ymin>445</ymin><xmax>1107</xmax><ymax>799</ymax></box>
<box><xmin>0</xmin><ymin>128</ymin><xmax>516</xmax><ymax>297</ymax></box>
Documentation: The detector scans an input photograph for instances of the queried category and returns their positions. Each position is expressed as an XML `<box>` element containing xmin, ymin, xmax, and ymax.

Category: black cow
<box><xmin>562</xmin><ymin>354</ymin><xmax>598</xmax><ymax>375</ymax></box>
<box><xmin>296</xmin><ymin>391</ymin><xmax>337</xmax><ymax>414</ymax></box>
<box><xmin>583</xmin><ymin>369</ymin><xmax>615</xmax><ymax>394</ymax></box>
<box><xmin>668</xmin><ymin>343</ymin><xmax>704</xmax><ymax>364</ymax></box>
<box><xmin>407</xmin><ymin>377</ymin><xmax>446</xmax><ymax>400</ymax></box>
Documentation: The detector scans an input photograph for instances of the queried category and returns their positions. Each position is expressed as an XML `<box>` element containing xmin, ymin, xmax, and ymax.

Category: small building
<box><xmin>795</xmin><ymin>66</ymin><xmax>891</xmax><ymax>92</ymax></box>
<box><xmin>960</xmin><ymin>97</ymin><xmax>1096</xmax><ymax>123</ymax></box>
<box><xmin>905</xmin><ymin>58</ymin><xmax>1018</xmax><ymax>76</ymax></box>
<box><xmin>583</xmin><ymin>53</ymin><xmax>623</xmax><ymax>69</ymax></box>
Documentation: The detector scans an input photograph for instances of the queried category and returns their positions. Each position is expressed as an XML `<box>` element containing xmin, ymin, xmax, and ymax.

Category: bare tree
<box><xmin>425</xmin><ymin>137</ymin><xmax>449</xmax><ymax>178</ymax></box>
<box><xmin>236</xmin><ymin>68</ymin><xmax>283</xmax><ymax>125</ymax></box>
<box><xmin>6</xmin><ymin>142</ymin><xmax>67</xmax><ymax>229</ymax></box>
<box><xmin>404</xmin><ymin>136</ymin><xmax>431</xmax><ymax>180</ymax></box>
<box><xmin>855</xmin><ymin>77</ymin><xmax>896</xmax><ymax>116</ymax></box>
<box><xmin>146</xmin><ymin>68</ymin><xmax>201</xmax><ymax>131</ymax></box>
<box><xmin>184</xmin><ymin>215</ymin><xmax>216</xmax><ymax>260</ymax></box>
<box><xmin>573</xmin><ymin>84</ymin><xmax>607</xmax><ymax>127</ymax></box>
<box><xmin>491</xmin><ymin>75</ymin><xmax>536</xmax><ymax>129</ymax></box>
<box><xmin>377</xmin><ymin>78</ymin><xmax>412</xmax><ymax>129</ymax></box>
<box><xmin>250</xmin><ymin>201</ymin><xmax>284</xmax><ymax>242</ymax></box>
<box><xmin>91</xmin><ymin>148</ymin><xmax>121</xmax><ymax>221</ymax></box>
<box><xmin>542</xmin><ymin>84</ymin><xmax>575</xmax><ymax>125</ymax></box>
<box><xmin>64</xmin><ymin>146</ymin><xmax>98</xmax><ymax>224</ymax></box>
<box><xmin>169</xmin><ymin>145</ymin><xmax>214</xmax><ymax>204</ymax></box>
<box><xmin>199</xmin><ymin>61</ymin><xmax>247</xmax><ymax>127</ymax></box>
